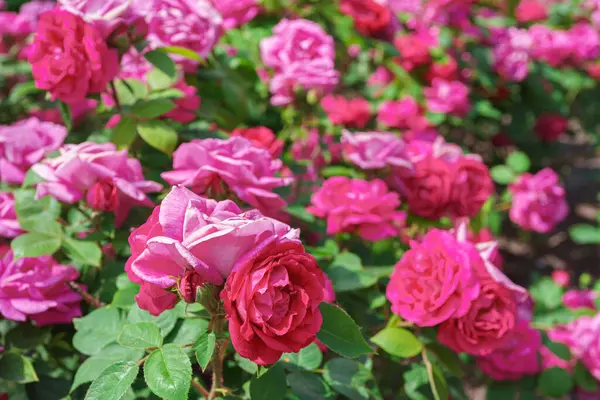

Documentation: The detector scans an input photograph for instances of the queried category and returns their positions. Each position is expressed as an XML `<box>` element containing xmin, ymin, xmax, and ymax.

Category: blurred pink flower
<box><xmin>0</xmin><ymin>117</ymin><xmax>67</xmax><ymax>185</ymax></box>
<box><xmin>307</xmin><ymin>177</ymin><xmax>406</xmax><ymax>241</ymax></box>
<box><xmin>377</xmin><ymin>97</ymin><xmax>429</xmax><ymax>130</ymax></box>
<box><xmin>515</xmin><ymin>0</ymin><xmax>547</xmax><ymax>23</ymax></box>
<box><xmin>0</xmin><ymin>250</ymin><xmax>82</xmax><ymax>325</ymax></box>
<box><xmin>551</xmin><ymin>270</ymin><xmax>570</xmax><ymax>287</ymax></box>
<box><xmin>58</xmin><ymin>0</ymin><xmax>139</xmax><ymax>36</ymax></box>
<box><xmin>321</xmin><ymin>95</ymin><xmax>371</xmax><ymax>128</ymax></box>
<box><xmin>508</xmin><ymin>168</ymin><xmax>568</xmax><ymax>233</ymax></box>
<box><xmin>563</xmin><ymin>290</ymin><xmax>596</xmax><ymax>310</ymax></box>
<box><xmin>492</xmin><ymin>27</ymin><xmax>532</xmax><ymax>82</ymax></box>
<box><xmin>32</xmin><ymin>142</ymin><xmax>162</xmax><ymax>226</ymax></box>
<box><xmin>367</xmin><ymin>66</ymin><xmax>393</xmax><ymax>98</ymax></box>
<box><xmin>163</xmin><ymin>80</ymin><xmax>201</xmax><ymax>123</ymax></box>
<box><xmin>230</xmin><ymin>127</ymin><xmax>284</xmax><ymax>158</ymax></box>
<box><xmin>341</xmin><ymin>131</ymin><xmax>410</xmax><ymax>170</ymax></box>
<box><xmin>0</xmin><ymin>193</ymin><xmax>22</xmax><ymax>239</ymax></box>
<box><xmin>424</xmin><ymin>79</ymin><xmax>470</xmax><ymax>116</ymax></box>
<box><xmin>209</xmin><ymin>0</ymin><xmax>260</xmax><ymax>29</ymax></box>
<box><xmin>161</xmin><ymin>137</ymin><xmax>293</xmax><ymax>211</ymax></box>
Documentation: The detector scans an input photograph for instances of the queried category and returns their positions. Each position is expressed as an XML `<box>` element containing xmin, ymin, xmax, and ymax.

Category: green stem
<box><xmin>208</xmin><ymin>316</ymin><xmax>229</xmax><ymax>400</ymax></box>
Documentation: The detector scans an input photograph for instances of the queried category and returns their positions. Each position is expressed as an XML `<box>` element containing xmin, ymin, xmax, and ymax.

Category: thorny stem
<box><xmin>208</xmin><ymin>315</ymin><xmax>229</xmax><ymax>400</ymax></box>
<box><xmin>67</xmin><ymin>282</ymin><xmax>105</xmax><ymax>308</ymax></box>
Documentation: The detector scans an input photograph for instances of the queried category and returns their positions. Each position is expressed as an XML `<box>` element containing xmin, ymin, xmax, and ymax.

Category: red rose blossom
<box><xmin>534</xmin><ymin>113</ymin><xmax>568</xmax><ymax>142</ymax></box>
<box><xmin>449</xmin><ymin>158</ymin><xmax>494</xmax><ymax>218</ymax></box>
<box><xmin>230</xmin><ymin>126</ymin><xmax>284</xmax><ymax>158</ymax></box>
<box><xmin>221</xmin><ymin>240</ymin><xmax>326</xmax><ymax>365</ymax></box>
<box><xmin>179</xmin><ymin>270</ymin><xmax>204</xmax><ymax>303</ymax></box>
<box><xmin>86</xmin><ymin>179</ymin><xmax>119</xmax><ymax>212</ymax></box>
<box><xmin>340</xmin><ymin>0</ymin><xmax>391</xmax><ymax>38</ymax></box>
<box><xmin>403</xmin><ymin>156</ymin><xmax>453</xmax><ymax>219</ymax></box>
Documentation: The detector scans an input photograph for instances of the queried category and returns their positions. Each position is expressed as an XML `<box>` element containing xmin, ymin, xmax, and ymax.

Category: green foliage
<box><xmin>316</xmin><ymin>303</ymin><xmax>373</xmax><ymax>358</ymax></box>
<box><xmin>137</xmin><ymin>120</ymin><xmax>179</xmax><ymax>155</ymax></box>
<box><xmin>144</xmin><ymin>344</ymin><xmax>192</xmax><ymax>400</ymax></box>
<box><xmin>281</xmin><ymin>343</ymin><xmax>323</xmax><ymax>371</ymax></box>
<box><xmin>118</xmin><ymin>322</ymin><xmax>163</xmax><ymax>349</ymax></box>
<box><xmin>371</xmin><ymin>327</ymin><xmax>423</xmax><ymax>358</ymax></box>
<box><xmin>84</xmin><ymin>361</ymin><xmax>139</xmax><ymax>400</ymax></box>
<box><xmin>538</xmin><ymin>367</ymin><xmax>574</xmax><ymax>397</ymax></box>
<box><xmin>0</xmin><ymin>352</ymin><xmax>38</xmax><ymax>383</ymax></box>
<box><xmin>194</xmin><ymin>331</ymin><xmax>216</xmax><ymax>371</ymax></box>
<box><xmin>250</xmin><ymin>363</ymin><xmax>287</xmax><ymax>400</ymax></box>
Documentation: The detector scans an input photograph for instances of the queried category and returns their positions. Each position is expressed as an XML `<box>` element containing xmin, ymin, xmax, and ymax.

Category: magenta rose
<box><xmin>341</xmin><ymin>131</ymin><xmax>410</xmax><ymax>170</ymax></box>
<box><xmin>438</xmin><ymin>271</ymin><xmax>517</xmax><ymax>356</ymax></box>
<box><xmin>508</xmin><ymin>168</ymin><xmax>568</xmax><ymax>233</ymax></box>
<box><xmin>424</xmin><ymin>78</ymin><xmax>470</xmax><ymax>116</ymax></box>
<box><xmin>0</xmin><ymin>193</ymin><xmax>22</xmax><ymax>239</ymax></box>
<box><xmin>0</xmin><ymin>250</ymin><xmax>82</xmax><ymax>325</ymax></box>
<box><xmin>29</xmin><ymin>9</ymin><xmax>119</xmax><ymax>104</ymax></box>
<box><xmin>583</xmin><ymin>326</ymin><xmax>600</xmax><ymax>381</ymax></box>
<box><xmin>0</xmin><ymin>117</ymin><xmax>67</xmax><ymax>185</ymax></box>
<box><xmin>477</xmin><ymin>321</ymin><xmax>542</xmax><ymax>381</ymax></box>
<box><xmin>449</xmin><ymin>158</ymin><xmax>494</xmax><ymax>218</ymax></box>
<box><xmin>307</xmin><ymin>177</ymin><xmax>406</xmax><ymax>241</ymax></box>
<box><xmin>209</xmin><ymin>0</ymin><xmax>259</xmax><ymax>29</ymax></box>
<box><xmin>221</xmin><ymin>240</ymin><xmax>326</xmax><ymax>365</ymax></box>
<box><xmin>562</xmin><ymin>290</ymin><xmax>596</xmax><ymax>310</ymax></box>
<box><xmin>161</xmin><ymin>137</ymin><xmax>293</xmax><ymax>212</ymax></box>
<box><xmin>377</xmin><ymin>97</ymin><xmax>428</xmax><ymax>131</ymax></box>
<box><xmin>321</xmin><ymin>95</ymin><xmax>372</xmax><ymax>128</ymax></box>
<box><xmin>340</xmin><ymin>0</ymin><xmax>391</xmax><ymax>38</ymax></box>
<box><xmin>32</xmin><ymin>142</ymin><xmax>162</xmax><ymax>227</ymax></box>
<box><xmin>386</xmin><ymin>229</ymin><xmax>480</xmax><ymax>327</ymax></box>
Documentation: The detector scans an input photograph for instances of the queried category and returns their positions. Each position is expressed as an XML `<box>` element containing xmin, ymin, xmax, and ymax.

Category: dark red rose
<box><xmin>86</xmin><ymin>178</ymin><xmax>119</xmax><ymax>212</ymax></box>
<box><xmin>179</xmin><ymin>270</ymin><xmax>204</xmax><ymax>303</ymax></box>
<box><xmin>449</xmin><ymin>158</ymin><xmax>494</xmax><ymax>218</ymax></box>
<box><xmin>403</xmin><ymin>156</ymin><xmax>453</xmax><ymax>219</ymax></box>
<box><xmin>426</xmin><ymin>58</ymin><xmax>459</xmax><ymax>83</ymax></box>
<box><xmin>221</xmin><ymin>240</ymin><xmax>326</xmax><ymax>365</ymax></box>
<box><xmin>340</xmin><ymin>0</ymin><xmax>391</xmax><ymax>38</ymax></box>
<box><xmin>534</xmin><ymin>113</ymin><xmax>568</xmax><ymax>142</ymax></box>
<box><xmin>230</xmin><ymin>126</ymin><xmax>284</xmax><ymax>158</ymax></box>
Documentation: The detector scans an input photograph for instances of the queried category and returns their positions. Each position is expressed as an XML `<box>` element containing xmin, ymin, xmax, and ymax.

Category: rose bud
<box><xmin>179</xmin><ymin>270</ymin><xmax>204</xmax><ymax>303</ymax></box>
<box><xmin>86</xmin><ymin>178</ymin><xmax>119</xmax><ymax>212</ymax></box>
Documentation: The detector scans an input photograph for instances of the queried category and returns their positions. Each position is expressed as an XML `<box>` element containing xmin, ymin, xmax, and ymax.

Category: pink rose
<box><xmin>0</xmin><ymin>117</ymin><xmax>67</xmax><ymax>185</ymax></box>
<box><xmin>508</xmin><ymin>168</ymin><xmax>568</xmax><ymax>233</ymax></box>
<box><xmin>162</xmin><ymin>80</ymin><xmax>201</xmax><ymax>124</ymax></box>
<box><xmin>551</xmin><ymin>270</ymin><xmax>570</xmax><ymax>287</ymax></box>
<box><xmin>377</xmin><ymin>97</ymin><xmax>429</xmax><ymax>131</ymax></box>
<box><xmin>424</xmin><ymin>79</ymin><xmax>470</xmax><ymax>116</ymax></box>
<box><xmin>161</xmin><ymin>137</ymin><xmax>293</xmax><ymax>211</ymax></box>
<box><xmin>221</xmin><ymin>240</ymin><xmax>325</xmax><ymax>365</ymax></box>
<box><xmin>534</xmin><ymin>113</ymin><xmax>568</xmax><ymax>142</ymax></box>
<box><xmin>0</xmin><ymin>250</ymin><xmax>82</xmax><ymax>325</ymax></box>
<box><xmin>230</xmin><ymin>127</ymin><xmax>284</xmax><ymax>158</ymax></box>
<box><xmin>563</xmin><ymin>290</ymin><xmax>596</xmax><ymax>310</ymax></box>
<box><xmin>492</xmin><ymin>27</ymin><xmax>532</xmax><ymax>82</ymax></box>
<box><xmin>548</xmin><ymin>315</ymin><xmax>600</xmax><ymax>360</ymax></box>
<box><xmin>516</xmin><ymin>0</ymin><xmax>547</xmax><ymax>22</ymax></box>
<box><xmin>32</xmin><ymin>142</ymin><xmax>162</xmax><ymax>227</ymax></box>
<box><xmin>386</xmin><ymin>229</ymin><xmax>480</xmax><ymax>326</ymax></box>
<box><xmin>583</xmin><ymin>326</ymin><xmax>600</xmax><ymax>381</ymax></box>
<box><xmin>268</xmin><ymin>62</ymin><xmax>340</xmax><ymax>106</ymax></box>
<box><xmin>449</xmin><ymin>158</ymin><xmax>494</xmax><ymax>218</ymax></box>
<box><xmin>0</xmin><ymin>193</ymin><xmax>22</xmax><ymax>239</ymax></box>
<box><xmin>477</xmin><ymin>321</ymin><xmax>542</xmax><ymax>381</ymax></box>
<box><xmin>126</xmin><ymin>186</ymin><xmax>299</xmax><ymax>315</ymax></box>
<box><xmin>367</xmin><ymin>66</ymin><xmax>393</xmax><ymax>98</ymax></box>
<box><xmin>438</xmin><ymin>270</ymin><xmax>517</xmax><ymax>356</ymax></box>
<box><xmin>425</xmin><ymin>57</ymin><xmax>458</xmax><ymax>83</ymax></box>
<box><xmin>29</xmin><ymin>9</ymin><xmax>119</xmax><ymax>104</ymax></box>
<box><xmin>340</xmin><ymin>0</ymin><xmax>392</xmax><ymax>38</ymax></box>
<box><xmin>209</xmin><ymin>0</ymin><xmax>259</xmax><ymax>29</ymax></box>
<box><xmin>144</xmin><ymin>0</ymin><xmax>222</xmax><ymax>62</ymax></box>
<box><xmin>341</xmin><ymin>131</ymin><xmax>410</xmax><ymax>170</ymax></box>
<box><xmin>468</xmin><ymin>228</ymin><xmax>504</xmax><ymax>268</ymax></box>
<box><xmin>307</xmin><ymin>177</ymin><xmax>406</xmax><ymax>241</ymax></box>
<box><xmin>394</xmin><ymin>32</ymin><xmax>434</xmax><ymax>71</ymax></box>
<box><xmin>321</xmin><ymin>95</ymin><xmax>371</xmax><ymax>128</ymax></box>
<box><xmin>58</xmin><ymin>0</ymin><xmax>139</xmax><ymax>36</ymax></box>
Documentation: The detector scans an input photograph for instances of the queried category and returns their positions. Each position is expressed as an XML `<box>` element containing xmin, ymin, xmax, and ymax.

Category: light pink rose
<box><xmin>32</xmin><ymin>142</ymin><xmax>162</xmax><ymax>227</ymax></box>
<box><xmin>583</xmin><ymin>325</ymin><xmax>600</xmax><ymax>381</ymax></box>
<box><xmin>386</xmin><ymin>229</ymin><xmax>480</xmax><ymax>326</ymax></box>
<box><xmin>341</xmin><ymin>131</ymin><xmax>411</xmax><ymax>170</ymax></box>
<box><xmin>0</xmin><ymin>193</ymin><xmax>22</xmax><ymax>239</ymax></box>
<box><xmin>377</xmin><ymin>97</ymin><xmax>429</xmax><ymax>130</ymax></box>
<box><xmin>307</xmin><ymin>177</ymin><xmax>406</xmax><ymax>241</ymax></box>
<box><xmin>161</xmin><ymin>137</ymin><xmax>293</xmax><ymax>212</ymax></box>
<box><xmin>477</xmin><ymin>321</ymin><xmax>542</xmax><ymax>381</ymax></box>
<box><xmin>0</xmin><ymin>250</ymin><xmax>82</xmax><ymax>325</ymax></box>
<box><xmin>209</xmin><ymin>0</ymin><xmax>259</xmax><ymax>29</ymax></box>
<box><xmin>0</xmin><ymin>118</ymin><xmax>67</xmax><ymax>185</ymax></box>
<box><xmin>29</xmin><ymin>9</ymin><xmax>119</xmax><ymax>104</ymax></box>
<box><xmin>58</xmin><ymin>0</ymin><xmax>140</xmax><ymax>36</ymax></box>
<box><xmin>548</xmin><ymin>315</ymin><xmax>600</xmax><ymax>360</ymax></box>
<box><xmin>126</xmin><ymin>186</ymin><xmax>299</xmax><ymax>315</ymax></box>
<box><xmin>508</xmin><ymin>168</ymin><xmax>568</xmax><ymax>233</ymax></box>
<box><xmin>424</xmin><ymin>78</ymin><xmax>470</xmax><ymax>116</ymax></box>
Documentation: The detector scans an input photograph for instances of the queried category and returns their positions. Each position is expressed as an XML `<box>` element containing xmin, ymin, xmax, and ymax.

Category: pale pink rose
<box><xmin>424</xmin><ymin>78</ymin><xmax>470</xmax><ymax>116</ymax></box>
<box><xmin>341</xmin><ymin>131</ymin><xmax>411</xmax><ymax>170</ymax></box>
<box><xmin>0</xmin><ymin>193</ymin><xmax>22</xmax><ymax>239</ymax></box>
<box><xmin>32</xmin><ymin>142</ymin><xmax>162</xmax><ymax>226</ymax></box>
<box><xmin>0</xmin><ymin>118</ymin><xmax>67</xmax><ymax>185</ymax></box>
<box><xmin>377</xmin><ymin>97</ymin><xmax>429</xmax><ymax>130</ymax></box>
<box><xmin>477</xmin><ymin>321</ymin><xmax>541</xmax><ymax>381</ymax></box>
<box><xmin>386</xmin><ymin>229</ymin><xmax>481</xmax><ymax>326</ymax></box>
<box><xmin>161</xmin><ymin>137</ymin><xmax>293</xmax><ymax>211</ymax></box>
<box><xmin>58</xmin><ymin>0</ymin><xmax>140</xmax><ymax>36</ymax></box>
<box><xmin>0</xmin><ymin>250</ymin><xmax>82</xmax><ymax>325</ymax></box>
<box><xmin>209</xmin><ymin>0</ymin><xmax>259</xmax><ymax>29</ymax></box>
<box><xmin>548</xmin><ymin>315</ymin><xmax>600</xmax><ymax>360</ymax></box>
<box><xmin>307</xmin><ymin>177</ymin><xmax>406</xmax><ymax>241</ymax></box>
<box><xmin>144</xmin><ymin>0</ymin><xmax>222</xmax><ymax>64</ymax></box>
<box><xmin>126</xmin><ymin>186</ymin><xmax>299</xmax><ymax>315</ymax></box>
<box><xmin>29</xmin><ymin>9</ymin><xmax>119</xmax><ymax>104</ymax></box>
<box><xmin>563</xmin><ymin>290</ymin><xmax>596</xmax><ymax>310</ymax></box>
<box><xmin>508</xmin><ymin>168</ymin><xmax>568</xmax><ymax>233</ymax></box>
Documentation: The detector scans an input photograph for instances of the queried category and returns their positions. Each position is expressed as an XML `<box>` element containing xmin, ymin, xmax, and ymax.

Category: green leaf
<box><xmin>538</xmin><ymin>367</ymin><xmax>573</xmax><ymax>397</ymax></box>
<box><xmin>530</xmin><ymin>277</ymin><xmax>563</xmax><ymax>311</ymax></box>
<box><xmin>281</xmin><ymin>343</ymin><xmax>323</xmax><ymax>371</ymax></box>
<box><xmin>371</xmin><ymin>328</ymin><xmax>422</xmax><ymax>358</ymax></box>
<box><xmin>425</xmin><ymin>343</ymin><xmax>464</xmax><ymax>378</ymax></box>
<box><xmin>63</xmin><ymin>237</ymin><xmax>102</xmax><ymax>267</ymax></box>
<box><xmin>21</xmin><ymin>169</ymin><xmax>45</xmax><ymax>188</ymax></box>
<box><xmin>58</xmin><ymin>101</ymin><xmax>72</xmax><ymax>131</ymax></box>
<box><xmin>490</xmin><ymin>165</ymin><xmax>516</xmax><ymax>185</ymax></box>
<box><xmin>331</xmin><ymin>252</ymin><xmax>362</xmax><ymax>271</ymax></box>
<box><xmin>118</xmin><ymin>322</ymin><xmax>163</xmax><ymax>349</ymax></box>
<box><xmin>235</xmin><ymin>352</ymin><xmax>258</xmax><ymax>374</ymax></box>
<box><xmin>250</xmin><ymin>363</ymin><xmax>287</xmax><ymax>400</ymax></box>
<box><xmin>0</xmin><ymin>353</ymin><xmax>38</xmax><ymax>383</ymax></box>
<box><xmin>6</xmin><ymin>324</ymin><xmax>50</xmax><ymax>350</ymax></box>
<box><xmin>326</xmin><ymin>252</ymin><xmax>376</xmax><ymax>292</ymax></box>
<box><xmin>144</xmin><ymin>344</ymin><xmax>192</xmax><ymax>400</ymax></box>
<box><xmin>131</xmin><ymin>99</ymin><xmax>176</xmax><ymax>119</ymax></box>
<box><xmin>11</xmin><ymin>232</ymin><xmax>62</xmax><ymax>259</ymax></box>
<box><xmin>544</xmin><ymin>341</ymin><xmax>571</xmax><ymax>361</ymax></box>
<box><xmin>316</xmin><ymin>303</ymin><xmax>372</xmax><ymax>358</ymax></box>
<box><xmin>425</xmin><ymin>362</ymin><xmax>448</xmax><ymax>400</ymax></box>
<box><xmin>14</xmin><ymin>189</ymin><xmax>61</xmax><ymax>232</ymax></box>
<box><xmin>286</xmin><ymin>205</ymin><xmax>315</xmax><ymax>223</ymax></box>
<box><xmin>137</xmin><ymin>120</ymin><xmax>178</xmax><ymax>155</ymax></box>
<box><xmin>147</xmin><ymin>67</ymin><xmax>177</xmax><ymax>91</ymax></box>
<box><xmin>113</xmin><ymin>79</ymin><xmax>148</xmax><ymax>106</ymax></box>
<box><xmin>287</xmin><ymin>372</ymin><xmax>333</xmax><ymax>400</ymax></box>
<box><xmin>486</xmin><ymin>382</ymin><xmax>516</xmax><ymax>400</ymax></box>
<box><xmin>9</xmin><ymin>81</ymin><xmax>41</xmax><ymax>101</ymax></box>
<box><xmin>85</xmin><ymin>361</ymin><xmax>139</xmax><ymax>400</ymax></box>
<box><xmin>194</xmin><ymin>331</ymin><xmax>216</xmax><ymax>371</ymax></box>
<box><xmin>127</xmin><ymin>304</ymin><xmax>178</xmax><ymax>337</ymax></box>
<box><xmin>569</xmin><ymin>224</ymin><xmax>600</xmax><ymax>244</ymax></box>
<box><xmin>321</xmin><ymin>166</ymin><xmax>361</xmax><ymax>178</ymax></box>
<box><xmin>166</xmin><ymin>318</ymin><xmax>209</xmax><ymax>349</ymax></box>
<box><xmin>323</xmin><ymin>358</ymin><xmax>371</xmax><ymax>400</ymax></box>
<box><xmin>144</xmin><ymin>50</ymin><xmax>177</xmax><ymax>79</ymax></box>
<box><xmin>162</xmin><ymin>46</ymin><xmax>203</xmax><ymax>61</ymax></box>
<box><xmin>506</xmin><ymin>151</ymin><xmax>531</xmax><ymax>174</ymax></box>
<box><xmin>574</xmin><ymin>362</ymin><xmax>598</xmax><ymax>392</ymax></box>
<box><xmin>73</xmin><ymin>308</ymin><xmax>124</xmax><ymax>356</ymax></box>
<box><xmin>71</xmin><ymin>344</ymin><xmax>144</xmax><ymax>391</ymax></box>
<box><xmin>111</xmin><ymin>116</ymin><xmax>138</xmax><ymax>149</ymax></box>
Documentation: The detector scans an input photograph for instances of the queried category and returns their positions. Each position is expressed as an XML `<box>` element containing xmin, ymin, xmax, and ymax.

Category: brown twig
<box><xmin>67</xmin><ymin>282</ymin><xmax>105</xmax><ymax>308</ymax></box>
<box><xmin>192</xmin><ymin>380</ymin><xmax>210</xmax><ymax>399</ymax></box>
